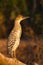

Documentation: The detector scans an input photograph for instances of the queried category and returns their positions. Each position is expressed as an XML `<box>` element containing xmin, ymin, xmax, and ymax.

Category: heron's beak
<box><xmin>23</xmin><ymin>16</ymin><xmax>30</xmax><ymax>20</ymax></box>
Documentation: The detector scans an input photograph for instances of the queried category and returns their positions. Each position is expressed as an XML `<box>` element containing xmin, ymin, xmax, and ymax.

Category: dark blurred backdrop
<box><xmin>0</xmin><ymin>0</ymin><xmax>43</xmax><ymax>38</ymax></box>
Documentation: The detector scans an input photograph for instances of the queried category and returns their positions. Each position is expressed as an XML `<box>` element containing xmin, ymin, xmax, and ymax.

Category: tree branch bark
<box><xmin>0</xmin><ymin>53</ymin><xmax>26</xmax><ymax>65</ymax></box>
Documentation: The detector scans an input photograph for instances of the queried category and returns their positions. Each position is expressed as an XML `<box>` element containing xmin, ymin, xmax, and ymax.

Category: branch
<box><xmin>0</xmin><ymin>53</ymin><xmax>26</xmax><ymax>65</ymax></box>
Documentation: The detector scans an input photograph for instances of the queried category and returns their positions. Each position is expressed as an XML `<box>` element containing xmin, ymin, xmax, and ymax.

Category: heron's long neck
<box><xmin>14</xmin><ymin>20</ymin><xmax>21</xmax><ymax>30</ymax></box>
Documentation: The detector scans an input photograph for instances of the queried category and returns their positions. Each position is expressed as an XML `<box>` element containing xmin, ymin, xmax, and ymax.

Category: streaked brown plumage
<box><xmin>7</xmin><ymin>15</ymin><xmax>29</xmax><ymax>58</ymax></box>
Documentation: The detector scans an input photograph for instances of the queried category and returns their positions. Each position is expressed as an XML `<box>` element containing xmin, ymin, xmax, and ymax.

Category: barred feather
<box><xmin>7</xmin><ymin>15</ymin><xmax>29</xmax><ymax>58</ymax></box>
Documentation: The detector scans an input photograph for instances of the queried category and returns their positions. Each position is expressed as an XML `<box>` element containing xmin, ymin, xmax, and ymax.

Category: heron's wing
<box><xmin>8</xmin><ymin>29</ymin><xmax>17</xmax><ymax>49</ymax></box>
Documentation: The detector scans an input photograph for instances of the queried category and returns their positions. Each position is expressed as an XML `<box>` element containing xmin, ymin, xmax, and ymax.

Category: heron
<box><xmin>7</xmin><ymin>15</ymin><xmax>29</xmax><ymax>58</ymax></box>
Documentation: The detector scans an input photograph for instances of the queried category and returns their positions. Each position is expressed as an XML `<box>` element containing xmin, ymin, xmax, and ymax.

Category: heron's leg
<box><xmin>11</xmin><ymin>49</ymin><xmax>17</xmax><ymax>58</ymax></box>
<box><xmin>13</xmin><ymin>51</ymin><xmax>17</xmax><ymax>58</ymax></box>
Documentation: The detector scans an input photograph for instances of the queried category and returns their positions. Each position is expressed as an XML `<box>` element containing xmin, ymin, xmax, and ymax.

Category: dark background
<box><xmin>0</xmin><ymin>0</ymin><xmax>43</xmax><ymax>38</ymax></box>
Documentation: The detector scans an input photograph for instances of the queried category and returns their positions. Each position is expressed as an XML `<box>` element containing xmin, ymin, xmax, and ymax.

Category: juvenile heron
<box><xmin>7</xmin><ymin>15</ymin><xmax>29</xmax><ymax>58</ymax></box>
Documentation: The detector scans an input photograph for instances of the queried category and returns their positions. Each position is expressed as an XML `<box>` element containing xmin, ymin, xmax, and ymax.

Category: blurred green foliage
<box><xmin>0</xmin><ymin>0</ymin><xmax>43</xmax><ymax>38</ymax></box>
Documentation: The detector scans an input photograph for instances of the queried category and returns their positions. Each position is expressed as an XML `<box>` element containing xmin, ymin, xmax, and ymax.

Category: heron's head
<box><xmin>15</xmin><ymin>15</ymin><xmax>30</xmax><ymax>23</ymax></box>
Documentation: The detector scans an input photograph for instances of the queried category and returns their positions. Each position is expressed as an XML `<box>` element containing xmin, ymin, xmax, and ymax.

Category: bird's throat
<box><xmin>14</xmin><ymin>20</ymin><xmax>21</xmax><ymax>29</ymax></box>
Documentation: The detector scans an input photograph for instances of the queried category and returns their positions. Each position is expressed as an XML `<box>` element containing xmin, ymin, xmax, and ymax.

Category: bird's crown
<box><xmin>16</xmin><ymin>15</ymin><xmax>23</xmax><ymax>21</ymax></box>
